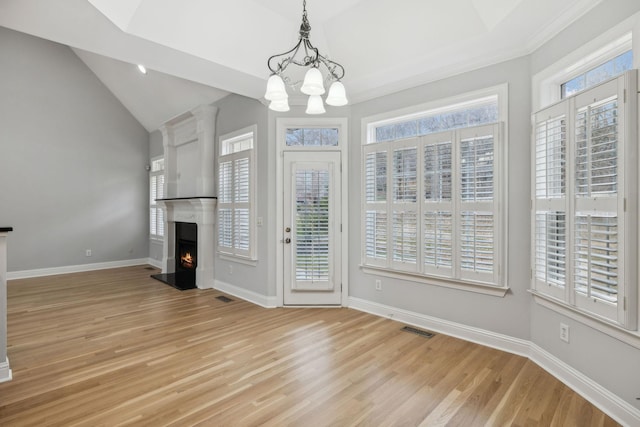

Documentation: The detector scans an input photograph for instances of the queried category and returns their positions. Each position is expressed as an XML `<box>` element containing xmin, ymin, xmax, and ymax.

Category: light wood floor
<box><xmin>0</xmin><ymin>266</ymin><xmax>618</xmax><ymax>426</ymax></box>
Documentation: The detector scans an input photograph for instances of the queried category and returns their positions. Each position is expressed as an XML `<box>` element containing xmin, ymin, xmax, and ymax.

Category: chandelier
<box><xmin>264</xmin><ymin>0</ymin><xmax>348</xmax><ymax>114</ymax></box>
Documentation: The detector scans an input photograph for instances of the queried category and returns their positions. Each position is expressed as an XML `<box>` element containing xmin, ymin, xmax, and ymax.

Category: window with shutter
<box><xmin>362</xmin><ymin>92</ymin><xmax>504</xmax><ymax>290</ymax></box>
<box><xmin>423</xmin><ymin>139</ymin><xmax>453</xmax><ymax>275</ymax></box>
<box><xmin>364</xmin><ymin>150</ymin><xmax>388</xmax><ymax>267</ymax></box>
<box><xmin>218</xmin><ymin>126</ymin><xmax>257</xmax><ymax>260</ymax></box>
<box><xmin>532</xmin><ymin>71</ymin><xmax>637</xmax><ymax>329</ymax></box>
<box><xmin>149</xmin><ymin>158</ymin><xmax>165</xmax><ymax>240</ymax></box>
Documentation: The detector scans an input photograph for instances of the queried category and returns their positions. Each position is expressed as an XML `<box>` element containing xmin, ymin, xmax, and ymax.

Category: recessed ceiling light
<box><xmin>137</xmin><ymin>64</ymin><xmax>147</xmax><ymax>74</ymax></box>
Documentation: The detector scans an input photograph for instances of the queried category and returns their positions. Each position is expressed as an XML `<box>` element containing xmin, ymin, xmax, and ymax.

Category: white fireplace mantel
<box><xmin>157</xmin><ymin>198</ymin><xmax>216</xmax><ymax>289</ymax></box>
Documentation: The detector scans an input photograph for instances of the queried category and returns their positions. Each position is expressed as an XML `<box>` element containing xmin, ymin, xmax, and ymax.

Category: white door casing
<box><xmin>275</xmin><ymin>117</ymin><xmax>349</xmax><ymax>307</ymax></box>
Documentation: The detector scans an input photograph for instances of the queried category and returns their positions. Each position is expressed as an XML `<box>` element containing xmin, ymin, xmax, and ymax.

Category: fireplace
<box><xmin>152</xmin><ymin>105</ymin><xmax>218</xmax><ymax>290</ymax></box>
<box><xmin>152</xmin><ymin>221</ymin><xmax>200</xmax><ymax>290</ymax></box>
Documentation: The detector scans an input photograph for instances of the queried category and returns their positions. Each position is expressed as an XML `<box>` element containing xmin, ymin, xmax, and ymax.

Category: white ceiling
<box><xmin>0</xmin><ymin>0</ymin><xmax>603</xmax><ymax>131</ymax></box>
<box><xmin>73</xmin><ymin>48</ymin><xmax>229</xmax><ymax>131</ymax></box>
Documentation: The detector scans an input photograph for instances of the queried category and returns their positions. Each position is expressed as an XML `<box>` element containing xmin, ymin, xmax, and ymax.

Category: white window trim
<box><xmin>217</xmin><ymin>124</ymin><xmax>258</xmax><ymax>262</ymax></box>
<box><xmin>149</xmin><ymin>155</ymin><xmax>164</xmax><ymax>241</ymax></box>
<box><xmin>532</xmin><ymin>10</ymin><xmax>640</xmax><ymax>111</ymax></box>
<box><xmin>360</xmin><ymin>84</ymin><xmax>509</xmax><ymax>297</ymax></box>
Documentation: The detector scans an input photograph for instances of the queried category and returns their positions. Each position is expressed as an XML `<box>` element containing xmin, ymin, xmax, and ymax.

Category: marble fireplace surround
<box><xmin>156</xmin><ymin>105</ymin><xmax>218</xmax><ymax>289</ymax></box>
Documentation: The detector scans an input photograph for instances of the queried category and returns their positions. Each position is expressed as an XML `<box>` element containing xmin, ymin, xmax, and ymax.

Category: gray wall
<box><xmin>149</xmin><ymin>130</ymin><xmax>163</xmax><ymax>159</ymax></box>
<box><xmin>528</xmin><ymin>0</ymin><xmax>640</xmax><ymax>412</ymax></box>
<box><xmin>213</xmin><ymin>94</ymin><xmax>270</xmax><ymax>296</ymax></box>
<box><xmin>0</xmin><ymin>28</ymin><xmax>149</xmax><ymax>272</ymax></box>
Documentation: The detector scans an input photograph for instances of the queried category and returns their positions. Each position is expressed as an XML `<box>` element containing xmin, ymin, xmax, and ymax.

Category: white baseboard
<box><xmin>348</xmin><ymin>296</ymin><xmax>640</xmax><ymax>427</ymax></box>
<box><xmin>7</xmin><ymin>258</ymin><xmax>151</xmax><ymax>280</ymax></box>
<box><xmin>146</xmin><ymin>258</ymin><xmax>162</xmax><ymax>269</ymax></box>
<box><xmin>214</xmin><ymin>280</ymin><xmax>277</xmax><ymax>308</ymax></box>
<box><xmin>348</xmin><ymin>297</ymin><xmax>530</xmax><ymax>357</ymax></box>
<box><xmin>530</xmin><ymin>344</ymin><xmax>640</xmax><ymax>427</ymax></box>
<box><xmin>0</xmin><ymin>357</ymin><xmax>12</xmax><ymax>383</ymax></box>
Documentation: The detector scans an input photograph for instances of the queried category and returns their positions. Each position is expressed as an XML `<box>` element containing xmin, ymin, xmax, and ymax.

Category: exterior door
<box><xmin>283</xmin><ymin>151</ymin><xmax>341</xmax><ymax>305</ymax></box>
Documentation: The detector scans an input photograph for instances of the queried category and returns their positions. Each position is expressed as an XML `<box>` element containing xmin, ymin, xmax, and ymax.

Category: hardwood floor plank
<box><xmin>0</xmin><ymin>266</ymin><xmax>620</xmax><ymax>426</ymax></box>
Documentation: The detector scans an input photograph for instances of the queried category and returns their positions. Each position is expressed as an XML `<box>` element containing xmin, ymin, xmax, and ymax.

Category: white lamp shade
<box><xmin>300</xmin><ymin>68</ymin><xmax>325</xmax><ymax>95</ymax></box>
<box><xmin>325</xmin><ymin>81</ymin><xmax>348</xmax><ymax>106</ymax></box>
<box><xmin>269</xmin><ymin>98</ymin><xmax>290</xmax><ymax>112</ymax></box>
<box><xmin>305</xmin><ymin>95</ymin><xmax>326</xmax><ymax>114</ymax></box>
<box><xmin>264</xmin><ymin>75</ymin><xmax>288</xmax><ymax>101</ymax></box>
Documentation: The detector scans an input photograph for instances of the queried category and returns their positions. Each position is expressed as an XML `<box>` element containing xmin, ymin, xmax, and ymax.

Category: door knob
<box><xmin>285</xmin><ymin>238</ymin><xmax>291</xmax><ymax>244</ymax></box>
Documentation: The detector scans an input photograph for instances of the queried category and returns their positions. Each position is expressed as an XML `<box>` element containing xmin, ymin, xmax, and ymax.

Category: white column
<box><xmin>191</xmin><ymin>105</ymin><xmax>218</xmax><ymax>197</ymax></box>
<box><xmin>0</xmin><ymin>229</ymin><xmax>12</xmax><ymax>383</ymax></box>
<box><xmin>160</xmin><ymin>125</ymin><xmax>178</xmax><ymax>198</ymax></box>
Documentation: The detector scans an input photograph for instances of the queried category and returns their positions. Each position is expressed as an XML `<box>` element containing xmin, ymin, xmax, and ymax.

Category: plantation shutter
<box><xmin>233</xmin><ymin>157</ymin><xmax>251</xmax><ymax>256</ymax></box>
<box><xmin>363</xmin><ymin>149</ymin><xmax>388</xmax><ymax>266</ymax></box>
<box><xmin>572</xmin><ymin>79</ymin><xmax>624</xmax><ymax>321</ymax></box>
<box><xmin>361</xmin><ymin>122</ymin><xmax>503</xmax><ymax>287</ymax></box>
<box><xmin>532</xmin><ymin>72</ymin><xmax>637</xmax><ymax>328</ymax></box>
<box><xmin>295</xmin><ymin>168</ymin><xmax>331</xmax><ymax>282</ymax></box>
<box><xmin>458</xmin><ymin>124</ymin><xmax>499</xmax><ymax>284</ymax></box>
<box><xmin>217</xmin><ymin>133</ymin><xmax>254</xmax><ymax>259</ymax></box>
<box><xmin>218</xmin><ymin>160</ymin><xmax>233</xmax><ymax>250</ymax></box>
<box><xmin>533</xmin><ymin>101</ymin><xmax>568</xmax><ymax>300</ymax></box>
<box><xmin>391</xmin><ymin>140</ymin><xmax>418</xmax><ymax>271</ymax></box>
<box><xmin>150</xmin><ymin>164</ymin><xmax>165</xmax><ymax>239</ymax></box>
<box><xmin>423</xmin><ymin>134</ymin><xmax>453</xmax><ymax>275</ymax></box>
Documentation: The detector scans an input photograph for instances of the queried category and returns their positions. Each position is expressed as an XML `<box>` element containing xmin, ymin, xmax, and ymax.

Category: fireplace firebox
<box><xmin>176</xmin><ymin>222</ymin><xmax>197</xmax><ymax>273</ymax></box>
<box><xmin>151</xmin><ymin>222</ymin><xmax>198</xmax><ymax>290</ymax></box>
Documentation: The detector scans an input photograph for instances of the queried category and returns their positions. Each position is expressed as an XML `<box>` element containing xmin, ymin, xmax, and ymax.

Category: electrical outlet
<box><xmin>257</xmin><ymin>217</ymin><xmax>263</xmax><ymax>227</ymax></box>
<box><xmin>375</xmin><ymin>279</ymin><xmax>382</xmax><ymax>291</ymax></box>
<box><xmin>560</xmin><ymin>323</ymin><xmax>570</xmax><ymax>343</ymax></box>
<box><xmin>228</xmin><ymin>264</ymin><xmax>233</xmax><ymax>275</ymax></box>
<box><xmin>85</xmin><ymin>249</ymin><xmax>92</xmax><ymax>257</ymax></box>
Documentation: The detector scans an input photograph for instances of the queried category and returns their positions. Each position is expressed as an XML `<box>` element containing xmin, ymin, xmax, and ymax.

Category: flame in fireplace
<box><xmin>181</xmin><ymin>251</ymin><xmax>195</xmax><ymax>269</ymax></box>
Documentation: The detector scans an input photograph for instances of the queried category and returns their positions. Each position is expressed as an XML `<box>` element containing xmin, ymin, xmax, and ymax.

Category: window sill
<box><xmin>530</xmin><ymin>290</ymin><xmax>640</xmax><ymax>350</ymax></box>
<box><xmin>218</xmin><ymin>253</ymin><xmax>258</xmax><ymax>267</ymax></box>
<box><xmin>360</xmin><ymin>265</ymin><xmax>509</xmax><ymax>297</ymax></box>
<box><xmin>150</xmin><ymin>237</ymin><xmax>164</xmax><ymax>243</ymax></box>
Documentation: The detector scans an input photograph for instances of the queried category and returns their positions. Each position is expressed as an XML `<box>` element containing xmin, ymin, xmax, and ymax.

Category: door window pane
<box><xmin>295</xmin><ymin>170</ymin><xmax>330</xmax><ymax>281</ymax></box>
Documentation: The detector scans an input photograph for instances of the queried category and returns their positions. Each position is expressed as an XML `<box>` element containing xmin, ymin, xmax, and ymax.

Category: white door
<box><xmin>283</xmin><ymin>151</ymin><xmax>341</xmax><ymax>305</ymax></box>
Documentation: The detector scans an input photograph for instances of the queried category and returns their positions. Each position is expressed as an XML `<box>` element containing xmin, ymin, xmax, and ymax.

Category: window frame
<box><xmin>560</xmin><ymin>50</ymin><xmax>633</xmax><ymax>99</ymax></box>
<box><xmin>533</xmin><ymin>30</ymin><xmax>633</xmax><ymax>110</ymax></box>
<box><xmin>531</xmin><ymin>71</ymin><xmax>638</xmax><ymax>330</ymax></box>
<box><xmin>149</xmin><ymin>156</ymin><xmax>165</xmax><ymax>241</ymax></box>
<box><xmin>217</xmin><ymin>125</ymin><xmax>258</xmax><ymax>262</ymax></box>
<box><xmin>361</xmin><ymin>84</ymin><xmax>509</xmax><ymax>297</ymax></box>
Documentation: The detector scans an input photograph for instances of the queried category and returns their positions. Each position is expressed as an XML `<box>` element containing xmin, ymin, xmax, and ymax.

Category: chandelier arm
<box><xmin>318</xmin><ymin>56</ymin><xmax>345</xmax><ymax>81</ymax></box>
<box><xmin>301</xmin><ymin>39</ymin><xmax>344</xmax><ymax>81</ymax></box>
<box><xmin>267</xmin><ymin>39</ymin><xmax>304</xmax><ymax>75</ymax></box>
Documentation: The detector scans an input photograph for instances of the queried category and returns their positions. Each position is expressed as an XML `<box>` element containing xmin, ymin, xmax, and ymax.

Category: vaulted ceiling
<box><xmin>0</xmin><ymin>0</ymin><xmax>603</xmax><ymax>131</ymax></box>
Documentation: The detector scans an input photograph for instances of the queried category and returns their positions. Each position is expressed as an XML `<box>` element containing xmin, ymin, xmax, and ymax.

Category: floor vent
<box><xmin>401</xmin><ymin>326</ymin><xmax>435</xmax><ymax>338</ymax></box>
<box><xmin>216</xmin><ymin>296</ymin><xmax>234</xmax><ymax>303</ymax></box>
